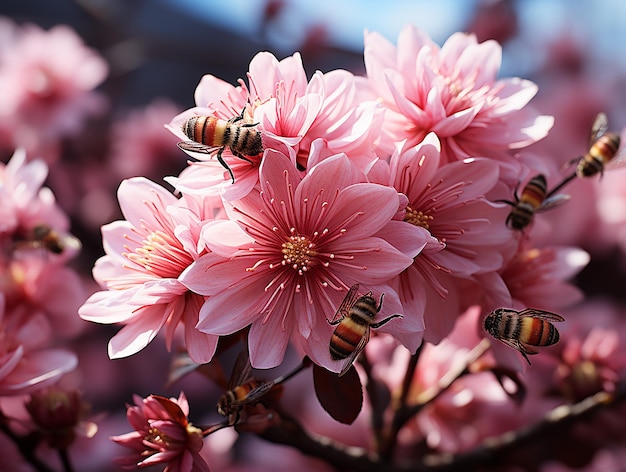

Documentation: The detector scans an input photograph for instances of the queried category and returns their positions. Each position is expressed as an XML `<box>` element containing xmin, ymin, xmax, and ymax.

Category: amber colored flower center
<box><xmin>404</xmin><ymin>205</ymin><xmax>433</xmax><ymax>230</ymax></box>
<box><xmin>124</xmin><ymin>230</ymin><xmax>193</xmax><ymax>279</ymax></box>
<box><xmin>282</xmin><ymin>235</ymin><xmax>317</xmax><ymax>273</ymax></box>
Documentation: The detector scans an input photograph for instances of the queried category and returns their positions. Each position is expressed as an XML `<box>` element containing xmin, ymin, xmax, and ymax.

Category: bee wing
<box><xmin>517</xmin><ymin>308</ymin><xmax>565</xmax><ymax>323</ymax></box>
<box><xmin>537</xmin><ymin>193</ymin><xmax>570</xmax><ymax>212</ymax></box>
<box><xmin>338</xmin><ymin>327</ymin><xmax>370</xmax><ymax>377</ymax></box>
<box><xmin>177</xmin><ymin>140</ymin><xmax>219</xmax><ymax>155</ymax></box>
<box><xmin>330</xmin><ymin>284</ymin><xmax>361</xmax><ymax>323</ymax></box>
<box><xmin>590</xmin><ymin>112</ymin><xmax>609</xmax><ymax>144</ymax></box>
<box><xmin>228</xmin><ymin>351</ymin><xmax>254</xmax><ymax>390</ymax></box>
<box><xmin>494</xmin><ymin>337</ymin><xmax>537</xmax><ymax>365</ymax></box>
<box><xmin>227</xmin><ymin>381</ymin><xmax>275</xmax><ymax>410</ymax></box>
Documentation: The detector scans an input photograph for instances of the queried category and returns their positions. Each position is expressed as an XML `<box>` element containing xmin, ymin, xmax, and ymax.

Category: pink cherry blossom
<box><xmin>0</xmin><ymin>20</ymin><xmax>108</xmax><ymax>161</ymax></box>
<box><xmin>0</xmin><ymin>294</ymin><xmax>78</xmax><ymax>396</ymax></box>
<box><xmin>362</xmin><ymin>24</ymin><xmax>553</xmax><ymax>164</ymax></box>
<box><xmin>167</xmin><ymin>51</ymin><xmax>382</xmax><ymax>199</ymax></box>
<box><xmin>109</xmin><ymin>98</ymin><xmax>184</xmax><ymax>181</ymax></box>
<box><xmin>111</xmin><ymin>392</ymin><xmax>209</xmax><ymax>472</ymax></box>
<box><xmin>498</xmin><ymin>243</ymin><xmax>589</xmax><ymax>312</ymax></box>
<box><xmin>371</xmin><ymin>133</ymin><xmax>515</xmax><ymax>343</ymax></box>
<box><xmin>181</xmin><ymin>149</ymin><xmax>429</xmax><ymax>372</ymax></box>
<box><xmin>0</xmin><ymin>149</ymin><xmax>69</xmax><ymax>237</ymax></box>
<box><xmin>78</xmin><ymin>177</ymin><xmax>222</xmax><ymax>363</ymax></box>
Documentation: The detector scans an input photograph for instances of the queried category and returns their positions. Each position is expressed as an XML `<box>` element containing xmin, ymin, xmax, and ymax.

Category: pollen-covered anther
<box><xmin>281</xmin><ymin>235</ymin><xmax>317</xmax><ymax>274</ymax></box>
<box><xmin>124</xmin><ymin>230</ymin><xmax>192</xmax><ymax>279</ymax></box>
<box><xmin>404</xmin><ymin>205</ymin><xmax>433</xmax><ymax>230</ymax></box>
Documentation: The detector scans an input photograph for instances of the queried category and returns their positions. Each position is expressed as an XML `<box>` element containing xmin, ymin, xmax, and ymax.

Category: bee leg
<box><xmin>216</xmin><ymin>148</ymin><xmax>236</xmax><ymax>183</ymax></box>
<box><xmin>493</xmin><ymin>199</ymin><xmax>516</xmax><ymax>207</ymax></box>
<box><xmin>328</xmin><ymin>317</ymin><xmax>343</xmax><ymax>326</ymax></box>
<box><xmin>376</xmin><ymin>293</ymin><xmax>385</xmax><ymax>312</ymax></box>
<box><xmin>546</xmin><ymin>171</ymin><xmax>577</xmax><ymax>196</ymax></box>
<box><xmin>370</xmin><ymin>314</ymin><xmax>402</xmax><ymax>329</ymax></box>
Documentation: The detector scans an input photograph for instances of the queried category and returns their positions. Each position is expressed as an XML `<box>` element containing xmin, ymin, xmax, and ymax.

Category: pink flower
<box><xmin>78</xmin><ymin>177</ymin><xmax>221</xmax><ymax>363</ymax></box>
<box><xmin>109</xmin><ymin>98</ymin><xmax>184</xmax><ymax>180</ymax></box>
<box><xmin>181</xmin><ymin>149</ymin><xmax>429</xmax><ymax>372</ymax></box>
<box><xmin>0</xmin><ymin>21</ymin><xmax>108</xmax><ymax>161</ymax></box>
<box><xmin>0</xmin><ymin>294</ymin><xmax>77</xmax><ymax>396</ymax></box>
<box><xmin>0</xmin><ymin>149</ymin><xmax>68</xmax><ymax>237</ymax></box>
<box><xmin>371</xmin><ymin>133</ymin><xmax>514</xmax><ymax>342</ymax></box>
<box><xmin>362</xmin><ymin>24</ymin><xmax>553</xmax><ymax>164</ymax></box>
<box><xmin>111</xmin><ymin>392</ymin><xmax>209</xmax><ymax>472</ymax></box>
<box><xmin>167</xmin><ymin>51</ymin><xmax>382</xmax><ymax>199</ymax></box>
<box><xmin>498</xmin><ymin>243</ymin><xmax>589</xmax><ymax>312</ymax></box>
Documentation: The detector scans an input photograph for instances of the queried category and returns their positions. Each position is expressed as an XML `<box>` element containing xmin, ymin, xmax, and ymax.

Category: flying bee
<box><xmin>217</xmin><ymin>351</ymin><xmax>310</xmax><ymax>425</ymax></box>
<box><xmin>329</xmin><ymin>284</ymin><xmax>402</xmax><ymax>377</ymax></box>
<box><xmin>496</xmin><ymin>174</ymin><xmax>570</xmax><ymax>231</ymax></box>
<box><xmin>484</xmin><ymin>307</ymin><xmax>565</xmax><ymax>364</ymax></box>
<box><xmin>15</xmin><ymin>224</ymin><xmax>82</xmax><ymax>255</ymax></box>
<box><xmin>568</xmin><ymin>112</ymin><xmax>622</xmax><ymax>178</ymax></box>
<box><xmin>217</xmin><ymin>351</ymin><xmax>276</xmax><ymax>424</ymax></box>
<box><xmin>177</xmin><ymin>108</ymin><xmax>264</xmax><ymax>183</ymax></box>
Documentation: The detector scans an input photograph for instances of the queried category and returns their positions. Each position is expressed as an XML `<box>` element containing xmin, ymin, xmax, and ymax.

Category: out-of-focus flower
<box><xmin>111</xmin><ymin>392</ymin><xmax>209</xmax><ymax>472</ymax></box>
<box><xmin>362</xmin><ymin>24</ymin><xmax>553</xmax><ymax>164</ymax></box>
<box><xmin>556</xmin><ymin>326</ymin><xmax>624</xmax><ymax>403</ymax></box>
<box><xmin>0</xmin><ymin>149</ymin><xmax>68</xmax><ymax>237</ymax></box>
<box><xmin>0</xmin><ymin>294</ymin><xmax>78</xmax><ymax>396</ymax></box>
<box><xmin>109</xmin><ymin>98</ymin><xmax>184</xmax><ymax>181</ymax></box>
<box><xmin>498</xmin><ymin>244</ymin><xmax>589</xmax><ymax>312</ymax></box>
<box><xmin>79</xmin><ymin>177</ymin><xmax>222</xmax><ymax>363</ymax></box>
<box><xmin>181</xmin><ymin>149</ymin><xmax>429</xmax><ymax>372</ymax></box>
<box><xmin>0</xmin><ymin>19</ymin><xmax>108</xmax><ymax>161</ymax></box>
<box><xmin>25</xmin><ymin>387</ymin><xmax>98</xmax><ymax>450</ymax></box>
<box><xmin>370</xmin><ymin>133</ymin><xmax>514</xmax><ymax>342</ymax></box>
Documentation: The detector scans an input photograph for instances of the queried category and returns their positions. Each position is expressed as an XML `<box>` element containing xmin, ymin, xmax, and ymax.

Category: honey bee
<box><xmin>329</xmin><ymin>284</ymin><xmax>402</xmax><ymax>376</ymax></box>
<box><xmin>496</xmin><ymin>174</ymin><xmax>570</xmax><ymax>231</ymax></box>
<box><xmin>16</xmin><ymin>224</ymin><xmax>82</xmax><ymax>255</ymax></box>
<box><xmin>217</xmin><ymin>351</ymin><xmax>276</xmax><ymax>424</ymax></box>
<box><xmin>177</xmin><ymin>109</ymin><xmax>264</xmax><ymax>183</ymax></box>
<box><xmin>573</xmin><ymin>112</ymin><xmax>622</xmax><ymax>178</ymax></box>
<box><xmin>484</xmin><ymin>307</ymin><xmax>565</xmax><ymax>364</ymax></box>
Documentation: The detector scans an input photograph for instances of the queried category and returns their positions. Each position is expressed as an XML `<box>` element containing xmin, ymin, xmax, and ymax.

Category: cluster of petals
<box><xmin>361</xmin><ymin>24</ymin><xmax>554</xmax><ymax>164</ymax></box>
<box><xmin>1</xmin><ymin>150</ymin><xmax>84</xmax><ymax>338</ymax></box>
<box><xmin>180</xmin><ymin>149</ymin><xmax>429</xmax><ymax>372</ymax></box>
<box><xmin>111</xmin><ymin>392</ymin><xmax>209</xmax><ymax>472</ymax></box>
<box><xmin>0</xmin><ymin>18</ymin><xmax>108</xmax><ymax>160</ymax></box>
<box><xmin>369</xmin><ymin>133</ymin><xmax>515</xmax><ymax>342</ymax></box>
<box><xmin>0</xmin><ymin>294</ymin><xmax>78</xmax><ymax>396</ymax></box>
<box><xmin>79</xmin><ymin>177</ymin><xmax>223</xmax><ymax>363</ymax></box>
<box><xmin>167</xmin><ymin>51</ymin><xmax>383</xmax><ymax>200</ymax></box>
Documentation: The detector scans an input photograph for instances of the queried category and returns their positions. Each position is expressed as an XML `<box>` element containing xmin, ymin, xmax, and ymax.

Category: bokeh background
<box><xmin>1</xmin><ymin>0</ymin><xmax>626</xmax><ymax>470</ymax></box>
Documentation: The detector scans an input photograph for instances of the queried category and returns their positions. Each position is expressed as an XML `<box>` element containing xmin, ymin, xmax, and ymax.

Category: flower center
<box><xmin>404</xmin><ymin>205</ymin><xmax>433</xmax><ymax>230</ymax></box>
<box><xmin>282</xmin><ymin>235</ymin><xmax>317</xmax><ymax>274</ymax></box>
<box><xmin>124</xmin><ymin>230</ymin><xmax>193</xmax><ymax>279</ymax></box>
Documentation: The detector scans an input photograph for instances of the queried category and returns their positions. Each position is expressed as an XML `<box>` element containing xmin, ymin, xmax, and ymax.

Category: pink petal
<box><xmin>117</xmin><ymin>177</ymin><xmax>177</xmax><ymax>230</ymax></box>
<box><xmin>107</xmin><ymin>305</ymin><xmax>169</xmax><ymax>358</ymax></box>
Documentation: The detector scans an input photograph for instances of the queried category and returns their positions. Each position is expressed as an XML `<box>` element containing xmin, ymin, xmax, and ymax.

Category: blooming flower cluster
<box><xmin>3</xmin><ymin>11</ymin><xmax>626</xmax><ymax>471</ymax></box>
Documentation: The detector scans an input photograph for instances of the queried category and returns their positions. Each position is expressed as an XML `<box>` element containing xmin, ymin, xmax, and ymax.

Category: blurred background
<box><xmin>1</xmin><ymin>0</ymin><xmax>626</xmax><ymax>470</ymax></box>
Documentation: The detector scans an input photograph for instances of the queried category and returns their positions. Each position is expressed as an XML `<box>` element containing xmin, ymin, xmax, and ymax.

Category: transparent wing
<box><xmin>330</xmin><ymin>284</ymin><xmax>360</xmax><ymax>323</ymax></box>
<box><xmin>590</xmin><ymin>112</ymin><xmax>609</xmax><ymax>144</ymax></box>
<box><xmin>537</xmin><ymin>193</ymin><xmax>570</xmax><ymax>212</ymax></box>
<box><xmin>228</xmin><ymin>351</ymin><xmax>253</xmax><ymax>390</ymax></box>
<box><xmin>518</xmin><ymin>308</ymin><xmax>565</xmax><ymax>323</ymax></box>
<box><xmin>494</xmin><ymin>337</ymin><xmax>537</xmax><ymax>365</ymax></box>
<box><xmin>177</xmin><ymin>140</ymin><xmax>220</xmax><ymax>155</ymax></box>
<box><xmin>229</xmin><ymin>381</ymin><xmax>275</xmax><ymax>408</ymax></box>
